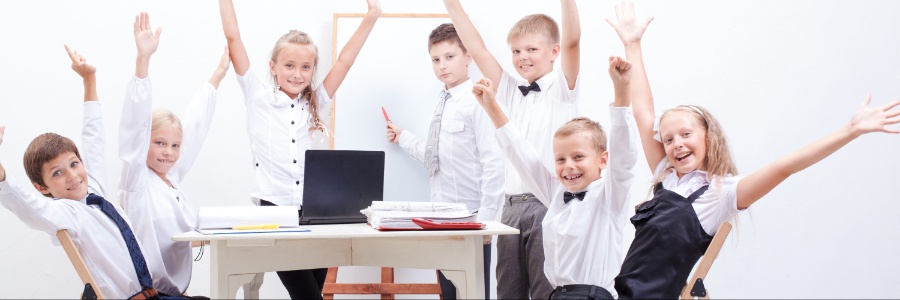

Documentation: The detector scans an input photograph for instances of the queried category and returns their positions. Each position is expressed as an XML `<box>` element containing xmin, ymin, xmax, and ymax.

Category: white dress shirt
<box><xmin>397</xmin><ymin>80</ymin><xmax>506</xmax><ymax>221</ymax></box>
<box><xmin>119</xmin><ymin>77</ymin><xmax>216</xmax><ymax>295</ymax></box>
<box><xmin>496</xmin><ymin>67</ymin><xmax>579</xmax><ymax>195</ymax></box>
<box><xmin>236</xmin><ymin>66</ymin><xmax>332</xmax><ymax>208</ymax></box>
<box><xmin>0</xmin><ymin>101</ymin><xmax>152</xmax><ymax>299</ymax></box>
<box><xmin>652</xmin><ymin>159</ymin><xmax>743</xmax><ymax>235</ymax></box>
<box><xmin>496</xmin><ymin>106</ymin><xmax>637</xmax><ymax>297</ymax></box>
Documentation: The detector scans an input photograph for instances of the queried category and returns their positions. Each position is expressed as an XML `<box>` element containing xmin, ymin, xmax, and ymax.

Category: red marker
<box><xmin>381</xmin><ymin>106</ymin><xmax>392</xmax><ymax>123</ymax></box>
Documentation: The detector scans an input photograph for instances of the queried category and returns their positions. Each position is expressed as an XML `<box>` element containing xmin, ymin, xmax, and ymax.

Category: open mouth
<box><xmin>68</xmin><ymin>181</ymin><xmax>83</xmax><ymax>191</ymax></box>
<box><xmin>157</xmin><ymin>159</ymin><xmax>174</xmax><ymax>164</ymax></box>
<box><xmin>563</xmin><ymin>174</ymin><xmax>582</xmax><ymax>180</ymax></box>
<box><xmin>676</xmin><ymin>152</ymin><xmax>692</xmax><ymax>162</ymax></box>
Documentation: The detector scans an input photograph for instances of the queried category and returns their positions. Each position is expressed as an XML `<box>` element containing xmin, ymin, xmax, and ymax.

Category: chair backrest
<box><xmin>680</xmin><ymin>222</ymin><xmax>732</xmax><ymax>300</ymax></box>
<box><xmin>57</xmin><ymin>230</ymin><xmax>105</xmax><ymax>299</ymax></box>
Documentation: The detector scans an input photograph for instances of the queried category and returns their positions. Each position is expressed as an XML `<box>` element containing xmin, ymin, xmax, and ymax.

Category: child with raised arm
<box><xmin>384</xmin><ymin>23</ymin><xmax>505</xmax><ymax>300</ymax></box>
<box><xmin>0</xmin><ymin>47</ymin><xmax>163</xmax><ymax>299</ymax></box>
<box><xmin>219</xmin><ymin>0</ymin><xmax>381</xmax><ymax>298</ymax></box>
<box><xmin>119</xmin><ymin>12</ymin><xmax>229</xmax><ymax>298</ymax></box>
<box><xmin>607</xmin><ymin>2</ymin><xmax>900</xmax><ymax>298</ymax></box>
<box><xmin>443</xmin><ymin>1</ymin><xmax>582</xmax><ymax>297</ymax></box>
<box><xmin>470</xmin><ymin>56</ymin><xmax>636</xmax><ymax>299</ymax></box>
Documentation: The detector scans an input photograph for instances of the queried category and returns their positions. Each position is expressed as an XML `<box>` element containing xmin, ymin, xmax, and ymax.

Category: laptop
<box><xmin>300</xmin><ymin>150</ymin><xmax>385</xmax><ymax>225</ymax></box>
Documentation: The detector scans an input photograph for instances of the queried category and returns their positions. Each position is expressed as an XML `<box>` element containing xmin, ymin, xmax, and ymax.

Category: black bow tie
<box><xmin>518</xmin><ymin>81</ymin><xmax>541</xmax><ymax>96</ymax></box>
<box><xmin>563</xmin><ymin>191</ymin><xmax>587</xmax><ymax>204</ymax></box>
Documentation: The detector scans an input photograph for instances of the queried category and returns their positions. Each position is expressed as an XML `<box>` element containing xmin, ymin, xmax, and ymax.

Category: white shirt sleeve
<box><xmin>82</xmin><ymin>101</ymin><xmax>108</xmax><ymax>198</ymax></box>
<box><xmin>0</xmin><ymin>176</ymin><xmax>79</xmax><ymax>233</ymax></box>
<box><xmin>118</xmin><ymin>76</ymin><xmax>152</xmax><ymax>194</ymax></box>
<box><xmin>495</xmin><ymin>123</ymin><xmax>557</xmax><ymax>207</ymax></box>
<box><xmin>473</xmin><ymin>108</ymin><xmax>505</xmax><ymax>221</ymax></box>
<box><xmin>169</xmin><ymin>83</ymin><xmax>217</xmax><ymax>183</ymax></box>
<box><xmin>604</xmin><ymin>106</ymin><xmax>638</xmax><ymax>216</ymax></box>
<box><xmin>397</xmin><ymin>130</ymin><xmax>426</xmax><ymax>163</ymax></box>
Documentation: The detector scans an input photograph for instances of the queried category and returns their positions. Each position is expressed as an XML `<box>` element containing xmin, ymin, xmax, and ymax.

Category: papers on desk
<box><xmin>195</xmin><ymin>206</ymin><xmax>303</xmax><ymax>235</ymax></box>
<box><xmin>360</xmin><ymin>202</ymin><xmax>477</xmax><ymax>230</ymax></box>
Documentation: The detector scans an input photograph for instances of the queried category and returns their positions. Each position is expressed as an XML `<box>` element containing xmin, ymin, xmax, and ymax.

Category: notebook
<box><xmin>301</xmin><ymin>150</ymin><xmax>385</xmax><ymax>225</ymax></box>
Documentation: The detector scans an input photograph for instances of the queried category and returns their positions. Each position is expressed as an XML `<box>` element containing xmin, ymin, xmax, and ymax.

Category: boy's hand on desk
<box><xmin>483</xmin><ymin>235</ymin><xmax>492</xmax><ymax>244</ymax></box>
<box><xmin>386</xmin><ymin>122</ymin><xmax>403</xmax><ymax>144</ymax></box>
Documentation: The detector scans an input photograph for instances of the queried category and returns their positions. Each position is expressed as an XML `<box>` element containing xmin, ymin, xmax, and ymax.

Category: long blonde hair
<box><xmin>151</xmin><ymin>109</ymin><xmax>182</xmax><ymax>132</ymax></box>
<box><xmin>271</xmin><ymin>29</ymin><xmax>321</xmax><ymax>131</ymax></box>
<box><xmin>653</xmin><ymin>105</ymin><xmax>738</xmax><ymax>185</ymax></box>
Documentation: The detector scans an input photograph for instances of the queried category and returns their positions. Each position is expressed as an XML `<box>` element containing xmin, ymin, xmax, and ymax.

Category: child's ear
<box><xmin>32</xmin><ymin>182</ymin><xmax>50</xmax><ymax>195</ymax></box>
<box><xmin>597</xmin><ymin>150</ymin><xmax>609</xmax><ymax>170</ymax></box>
<box><xmin>551</xmin><ymin>43</ymin><xmax>561</xmax><ymax>60</ymax></box>
<box><xmin>465</xmin><ymin>53</ymin><xmax>473</xmax><ymax>66</ymax></box>
<box><xmin>269</xmin><ymin>60</ymin><xmax>276</xmax><ymax>76</ymax></box>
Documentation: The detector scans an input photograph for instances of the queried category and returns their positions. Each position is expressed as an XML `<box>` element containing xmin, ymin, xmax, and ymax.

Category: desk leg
<box><xmin>243</xmin><ymin>273</ymin><xmax>265</xmax><ymax>299</ymax></box>
<box><xmin>441</xmin><ymin>236</ymin><xmax>484</xmax><ymax>299</ymax></box>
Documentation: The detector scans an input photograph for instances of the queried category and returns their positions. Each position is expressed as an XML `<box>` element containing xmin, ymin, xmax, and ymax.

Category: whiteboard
<box><xmin>331</xmin><ymin>14</ymin><xmax>463</xmax><ymax>203</ymax></box>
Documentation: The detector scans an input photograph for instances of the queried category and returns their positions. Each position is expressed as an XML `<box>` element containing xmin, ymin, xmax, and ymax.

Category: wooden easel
<box><xmin>322</xmin><ymin>267</ymin><xmax>444</xmax><ymax>300</ymax></box>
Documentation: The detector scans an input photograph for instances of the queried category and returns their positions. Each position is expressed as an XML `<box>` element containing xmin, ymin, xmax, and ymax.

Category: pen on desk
<box><xmin>232</xmin><ymin>224</ymin><xmax>280</xmax><ymax>230</ymax></box>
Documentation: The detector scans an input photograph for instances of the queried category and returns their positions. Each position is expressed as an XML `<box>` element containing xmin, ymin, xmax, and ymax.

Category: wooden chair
<box><xmin>57</xmin><ymin>230</ymin><xmax>104</xmax><ymax>300</ymax></box>
<box><xmin>680</xmin><ymin>222</ymin><xmax>732</xmax><ymax>300</ymax></box>
<box><xmin>322</xmin><ymin>267</ymin><xmax>444</xmax><ymax>300</ymax></box>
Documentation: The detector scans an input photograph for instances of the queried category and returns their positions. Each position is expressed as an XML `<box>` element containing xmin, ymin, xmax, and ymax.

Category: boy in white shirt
<box><xmin>470</xmin><ymin>56</ymin><xmax>636</xmax><ymax>299</ymax></box>
<box><xmin>0</xmin><ymin>46</ymin><xmax>163</xmax><ymax>299</ymax></box>
<box><xmin>385</xmin><ymin>23</ymin><xmax>504</xmax><ymax>299</ymax></box>
<box><xmin>443</xmin><ymin>1</ymin><xmax>582</xmax><ymax>297</ymax></box>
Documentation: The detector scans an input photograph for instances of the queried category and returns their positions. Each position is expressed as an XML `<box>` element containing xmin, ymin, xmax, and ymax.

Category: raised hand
<box><xmin>366</xmin><ymin>0</ymin><xmax>382</xmax><ymax>16</ymax></box>
<box><xmin>134</xmin><ymin>12</ymin><xmax>162</xmax><ymax>58</ymax></box>
<box><xmin>64</xmin><ymin>44</ymin><xmax>96</xmax><ymax>78</ymax></box>
<box><xmin>848</xmin><ymin>95</ymin><xmax>900</xmax><ymax>136</ymax></box>
<box><xmin>209</xmin><ymin>46</ymin><xmax>231</xmax><ymax>89</ymax></box>
<box><xmin>606</xmin><ymin>1</ymin><xmax>654</xmax><ymax>46</ymax></box>
<box><xmin>608</xmin><ymin>56</ymin><xmax>632</xmax><ymax>86</ymax></box>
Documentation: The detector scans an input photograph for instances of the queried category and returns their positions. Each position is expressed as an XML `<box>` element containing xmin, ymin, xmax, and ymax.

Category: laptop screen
<box><xmin>301</xmin><ymin>150</ymin><xmax>385</xmax><ymax>224</ymax></box>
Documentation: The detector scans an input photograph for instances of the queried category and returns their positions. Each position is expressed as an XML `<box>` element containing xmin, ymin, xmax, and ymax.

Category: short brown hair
<box><xmin>507</xmin><ymin>14</ymin><xmax>560</xmax><ymax>45</ymax></box>
<box><xmin>428</xmin><ymin>23</ymin><xmax>467</xmax><ymax>53</ymax></box>
<box><xmin>554</xmin><ymin>117</ymin><xmax>607</xmax><ymax>153</ymax></box>
<box><xmin>23</xmin><ymin>133</ymin><xmax>82</xmax><ymax>194</ymax></box>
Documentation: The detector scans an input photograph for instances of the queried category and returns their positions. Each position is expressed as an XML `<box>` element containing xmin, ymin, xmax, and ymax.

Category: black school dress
<box><xmin>614</xmin><ymin>183</ymin><xmax>713</xmax><ymax>299</ymax></box>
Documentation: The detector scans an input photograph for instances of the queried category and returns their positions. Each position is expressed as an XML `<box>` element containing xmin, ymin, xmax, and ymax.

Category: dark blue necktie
<box><xmin>563</xmin><ymin>191</ymin><xmax>587</xmax><ymax>204</ymax></box>
<box><xmin>86</xmin><ymin>193</ymin><xmax>153</xmax><ymax>289</ymax></box>
<box><xmin>518</xmin><ymin>81</ymin><xmax>541</xmax><ymax>96</ymax></box>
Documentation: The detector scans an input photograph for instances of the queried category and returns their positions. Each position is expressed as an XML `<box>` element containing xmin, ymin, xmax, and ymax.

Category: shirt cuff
<box><xmin>397</xmin><ymin>130</ymin><xmax>416</xmax><ymax>148</ymax></box>
<box><xmin>0</xmin><ymin>175</ymin><xmax>17</xmax><ymax>196</ymax></box>
<box><xmin>609</xmin><ymin>104</ymin><xmax>632</xmax><ymax>126</ymax></box>
<box><xmin>476</xmin><ymin>207</ymin><xmax>499</xmax><ymax>222</ymax></box>
<box><xmin>83</xmin><ymin>101</ymin><xmax>102</xmax><ymax>117</ymax></box>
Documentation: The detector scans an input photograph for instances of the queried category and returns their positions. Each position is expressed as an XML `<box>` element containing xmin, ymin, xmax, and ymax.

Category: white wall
<box><xmin>0</xmin><ymin>0</ymin><xmax>898</xmax><ymax>298</ymax></box>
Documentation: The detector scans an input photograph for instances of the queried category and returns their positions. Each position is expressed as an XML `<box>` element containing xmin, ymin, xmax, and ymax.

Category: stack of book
<box><xmin>360</xmin><ymin>201</ymin><xmax>476</xmax><ymax>230</ymax></box>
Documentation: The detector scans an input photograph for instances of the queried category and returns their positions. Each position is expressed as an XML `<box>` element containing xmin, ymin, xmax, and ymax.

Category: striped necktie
<box><xmin>86</xmin><ymin>193</ymin><xmax>153</xmax><ymax>289</ymax></box>
<box><xmin>424</xmin><ymin>90</ymin><xmax>452</xmax><ymax>176</ymax></box>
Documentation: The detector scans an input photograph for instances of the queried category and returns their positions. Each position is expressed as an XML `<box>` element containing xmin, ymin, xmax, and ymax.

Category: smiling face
<box><xmin>146</xmin><ymin>125</ymin><xmax>182</xmax><ymax>178</ymax></box>
<box><xmin>34</xmin><ymin>152</ymin><xmax>88</xmax><ymax>200</ymax></box>
<box><xmin>269</xmin><ymin>42</ymin><xmax>317</xmax><ymax>99</ymax></box>
<box><xmin>553</xmin><ymin>133</ymin><xmax>608</xmax><ymax>192</ymax></box>
<box><xmin>429</xmin><ymin>41</ymin><xmax>471</xmax><ymax>89</ymax></box>
<box><xmin>659</xmin><ymin>110</ymin><xmax>708</xmax><ymax>177</ymax></box>
<box><xmin>509</xmin><ymin>34</ymin><xmax>559</xmax><ymax>83</ymax></box>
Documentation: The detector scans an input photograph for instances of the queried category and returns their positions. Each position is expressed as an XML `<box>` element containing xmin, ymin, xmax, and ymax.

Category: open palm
<box><xmin>134</xmin><ymin>12</ymin><xmax>161</xmax><ymax>57</ymax></box>
<box><xmin>606</xmin><ymin>2</ymin><xmax>653</xmax><ymax>45</ymax></box>
<box><xmin>850</xmin><ymin>95</ymin><xmax>900</xmax><ymax>135</ymax></box>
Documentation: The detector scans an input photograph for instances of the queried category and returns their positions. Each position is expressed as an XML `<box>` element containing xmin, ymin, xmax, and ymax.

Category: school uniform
<box><xmin>120</xmin><ymin>76</ymin><xmax>217</xmax><ymax>296</ymax></box>
<box><xmin>235</xmin><ymin>66</ymin><xmax>332</xmax><ymax>300</ymax></box>
<box><xmin>494</xmin><ymin>66</ymin><xmax>579</xmax><ymax>299</ymax></box>
<box><xmin>615</xmin><ymin>159</ymin><xmax>742</xmax><ymax>299</ymax></box>
<box><xmin>396</xmin><ymin>79</ymin><xmax>505</xmax><ymax>299</ymax></box>
<box><xmin>496</xmin><ymin>105</ymin><xmax>636</xmax><ymax>299</ymax></box>
<box><xmin>0</xmin><ymin>102</ymin><xmax>155</xmax><ymax>299</ymax></box>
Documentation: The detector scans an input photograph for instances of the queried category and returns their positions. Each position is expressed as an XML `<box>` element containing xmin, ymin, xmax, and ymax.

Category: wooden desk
<box><xmin>173</xmin><ymin>221</ymin><xmax>518</xmax><ymax>299</ymax></box>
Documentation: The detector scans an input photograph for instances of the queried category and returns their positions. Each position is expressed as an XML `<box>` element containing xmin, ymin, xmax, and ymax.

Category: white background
<box><xmin>0</xmin><ymin>0</ymin><xmax>899</xmax><ymax>298</ymax></box>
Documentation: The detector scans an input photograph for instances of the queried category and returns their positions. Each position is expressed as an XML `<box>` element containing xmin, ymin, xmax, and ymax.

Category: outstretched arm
<box><xmin>220</xmin><ymin>0</ymin><xmax>250</xmax><ymax>76</ymax></box>
<box><xmin>608</xmin><ymin>56</ymin><xmax>631</xmax><ymax>108</ymax></box>
<box><xmin>209</xmin><ymin>46</ymin><xmax>231</xmax><ymax>89</ymax></box>
<box><xmin>134</xmin><ymin>12</ymin><xmax>161</xmax><ymax>79</ymax></box>
<box><xmin>737</xmin><ymin>96</ymin><xmax>900</xmax><ymax>209</ymax></box>
<box><xmin>471</xmin><ymin>79</ymin><xmax>509</xmax><ymax>129</ymax></box>
<box><xmin>560</xmin><ymin>0</ymin><xmax>581</xmax><ymax>90</ymax></box>
<box><xmin>607</xmin><ymin>1</ymin><xmax>659</xmax><ymax>172</ymax></box>
<box><xmin>322</xmin><ymin>0</ymin><xmax>381</xmax><ymax>98</ymax></box>
<box><xmin>64</xmin><ymin>45</ymin><xmax>97</xmax><ymax>102</ymax></box>
<box><xmin>444</xmin><ymin>0</ymin><xmax>503</xmax><ymax>90</ymax></box>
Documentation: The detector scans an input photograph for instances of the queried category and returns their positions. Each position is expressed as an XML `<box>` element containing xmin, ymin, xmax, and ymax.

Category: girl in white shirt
<box><xmin>119</xmin><ymin>12</ymin><xmax>230</xmax><ymax>297</ymax></box>
<box><xmin>218</xmin><ymin>1</ymin><xmax>381</xmax><ymax>299</ymax></box>
<box><xmin>607</xmin><ymin>2</ymin><xmax>900</xmax><ymax>298</ymax></box>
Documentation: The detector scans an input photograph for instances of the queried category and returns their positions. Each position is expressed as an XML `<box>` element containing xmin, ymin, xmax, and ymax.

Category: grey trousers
<box><xmin>497</xmin><ymin>193</ymin><xmax>553</xmax><ymax>299</ymax></box>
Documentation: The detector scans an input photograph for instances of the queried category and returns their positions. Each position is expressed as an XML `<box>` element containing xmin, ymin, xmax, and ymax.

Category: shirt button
<box><xmin>292</xmin><ymin>139</ymin><xmax>296</xmax><ymax>143</ymax></box>
<box><xmin>291</xmin><ymin>121</ymin><xmax>295</xmax><ymax>125</ymax></box>
<box><xmin>255</xmin><ymin>163</ymin><xmax>259</xmax><ymax>167</ymax></box>
<box><xmin>296</xmin><ymin>181</ymin><xmax>300</xmax><ymax>185</ymax></box>
<box><xmin>291</xmin><ymin>104</ymin><xmax>295</xmax><ymax>108</ymax></box>
<box><xmin>293</xmin><ymin>159</ymin><xmax>297</xmax><ymax>164</ymax></box>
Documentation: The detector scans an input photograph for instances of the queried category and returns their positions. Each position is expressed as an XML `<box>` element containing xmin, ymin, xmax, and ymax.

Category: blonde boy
<box><xmin>444</xmin><ymin>0</ymin><xmax>582</xmax><ymax>298</ymax></box>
